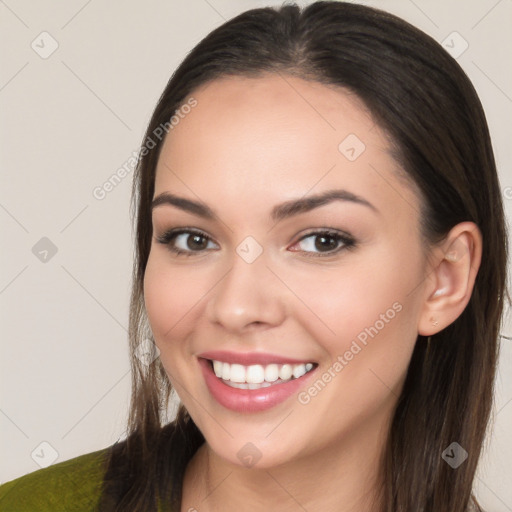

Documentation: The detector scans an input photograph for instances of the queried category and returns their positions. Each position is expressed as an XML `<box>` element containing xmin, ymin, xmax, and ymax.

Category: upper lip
<box><xmin>198</xmin><ymin>350</ymin><xmax>315</xmax><ymax>366</ymax></box>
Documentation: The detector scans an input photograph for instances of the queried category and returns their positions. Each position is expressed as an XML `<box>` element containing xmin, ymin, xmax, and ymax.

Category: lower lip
<box><xmin>199</xmin><ymin>358</ymin><xmax>316</xmax><ymax>413</ymax></box>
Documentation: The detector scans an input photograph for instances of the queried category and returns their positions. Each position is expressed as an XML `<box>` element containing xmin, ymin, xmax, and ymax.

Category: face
<box><xmin>143</xmin><ymin>73</ymin><xmax>430</xmax><ymax>469</ymax></box>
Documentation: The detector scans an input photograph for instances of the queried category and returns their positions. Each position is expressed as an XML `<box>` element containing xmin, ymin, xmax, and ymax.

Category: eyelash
<box><xmin>155</xmin><ymin>228</ymin><xmax>356</xmax><ymax>258</ymax></box>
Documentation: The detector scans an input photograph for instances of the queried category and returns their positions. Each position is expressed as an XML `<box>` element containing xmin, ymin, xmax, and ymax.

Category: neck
<box><xmin>181</xmin><ymin>408</ymin><xmax>390</xmax><ymax>512</ymax></box>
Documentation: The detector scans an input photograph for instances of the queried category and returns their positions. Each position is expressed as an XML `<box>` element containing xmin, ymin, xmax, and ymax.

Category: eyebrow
<box><xmin>151</xmin><ymin>189</ymin><xmax>379</xmax><ymax>222</ymax></box>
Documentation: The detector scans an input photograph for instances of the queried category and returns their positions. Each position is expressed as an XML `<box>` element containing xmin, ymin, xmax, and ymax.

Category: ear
<box><xmin>417</xmin><ymin>222</ymin><xmax>482</xmax><ymax>336</ymax></box>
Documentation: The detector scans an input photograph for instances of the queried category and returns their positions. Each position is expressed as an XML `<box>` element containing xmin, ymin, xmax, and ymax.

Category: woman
<box><xmin>0</xmin><ymin>2</ymin><xmax>507</xmax><ymax>511</ymax></box>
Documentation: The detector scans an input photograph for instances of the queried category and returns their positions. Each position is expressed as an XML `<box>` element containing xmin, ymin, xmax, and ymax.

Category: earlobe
<box><xmin>417</xmin><ymin>222</ymin><xmax>482</xmax><ymax>336</ymax></box>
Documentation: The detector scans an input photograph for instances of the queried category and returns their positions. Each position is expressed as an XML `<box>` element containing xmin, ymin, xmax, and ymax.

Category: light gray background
<box><xmin>1</xmin><ymin>0</ymin><xmax>511</xmax><ymax>509</ymax></box>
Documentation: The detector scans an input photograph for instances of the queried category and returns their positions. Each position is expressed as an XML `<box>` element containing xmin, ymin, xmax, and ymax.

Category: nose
<box><xmin>205</xmin><ymin>249</ymin><xmax>286</xmax><ymax>334</ymax></box>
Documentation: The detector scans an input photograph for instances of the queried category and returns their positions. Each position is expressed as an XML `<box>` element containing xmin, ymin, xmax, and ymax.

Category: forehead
<box><xmin>153</xmin><ymin>73</ymin><xmax>419</xmax><ymax>223</ymax></box>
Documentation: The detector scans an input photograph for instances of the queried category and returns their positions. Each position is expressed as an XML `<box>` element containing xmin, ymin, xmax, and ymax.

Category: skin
<box><xmin>143</xmin><ymin>73</ymin><xmax>482</xmax><ymax>512</ymax></box>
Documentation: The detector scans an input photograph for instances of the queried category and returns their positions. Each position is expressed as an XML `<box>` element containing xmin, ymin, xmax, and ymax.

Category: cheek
<box><xmin>143</xmin><ymin>252</ymin><xmax>209</xmax><ymax>348</ymax></box>
<box><xmin>285</xmin><ymin>250</ymin><xmax>417</xmax><ymax>347</ymax></box>
<box><xmin>287</xmin><ymin>261</ymin><xmax>420</xmax><ymax>432</ymax></box>
<box><xmin>282</xmin><ymin>252</ymin><xmax>423</xmax><ymax>409</ymax></box>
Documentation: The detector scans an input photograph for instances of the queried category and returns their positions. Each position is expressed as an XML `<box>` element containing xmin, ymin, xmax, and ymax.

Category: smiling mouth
<box><xmin>206</xmin><ymin>359</ymin><xmax>317</xmax><ymax>390</ymax></box>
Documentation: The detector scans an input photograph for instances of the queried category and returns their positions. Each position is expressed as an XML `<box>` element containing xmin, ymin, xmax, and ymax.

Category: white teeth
<box><xmin>246</xmin><ymin>365</ymin><xmax>265</xmax><ymax>384</ymax></box>
<box><xmin>210</xmin><ymin>360</ymin><xmax>315</xmax><ymax>385</ymax></box>
<box><xmin>279</xmin><ymin>364</ymin><xmax>293</xmax><ymax>380</ymax></box>
<box><xmin>213</xmin><ymin>360</ymin><xmax>223</xmax><ymax>377</ymax></box>
<box><xmin>226</xmin><ymin>381</ymin><xmax>273</xmax><ymax>389</ymax></box>
<box><xmin>222</xmin><ymin>362</ymin><xmax>230</xmax><ymax>381</ymax></box>
<box><xmin>293</xmin><ymin>364</ymin><xmax>307</xmax><ymax>379</ymax></box>
<box><xmin>264</xmin><ymin>364</ymin><xmax>279</xmax><ymax>382</ymax></box>
<box><xmin>230</xmin><ymin>364</ymin><xmax>246</xmax><ymax>383</ymax></box>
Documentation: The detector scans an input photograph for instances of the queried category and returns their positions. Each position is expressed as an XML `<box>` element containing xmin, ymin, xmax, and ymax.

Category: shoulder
<box><xmin>0</xmin><ymin>447</ymin><xmax>109</xmax><ymax>512</ymax></box>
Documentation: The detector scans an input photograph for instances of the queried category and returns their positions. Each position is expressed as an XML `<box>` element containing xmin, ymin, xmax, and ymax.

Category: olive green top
<box><xmin>0</xmin><ymin>448</ymin><xmax>109</xmax><ymax>511</ymax></box>
<box><xmin>0</xmin><ymin>448</ymin><xmax>485</xmax><ymax>511</ymax></box>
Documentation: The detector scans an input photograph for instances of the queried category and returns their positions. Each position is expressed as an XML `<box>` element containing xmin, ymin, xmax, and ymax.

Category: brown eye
<box><xmin>156</xmin><ymin>229</ymin><xmax>218</xmax><ymax>256</ymax></box>
<box><xmin>291</xmin><ymin>230</ymin><xmax>356</xmax><ymax>257</ymax></box>
<box><xmin>184</xmin><ymin>233</ymin><xmax>209</xmax><ymax>250</ymax></box>
<box><xmin>314</xmin><ymin>234</ymin><xmax>339</xmax><ymax>251</ymax></box>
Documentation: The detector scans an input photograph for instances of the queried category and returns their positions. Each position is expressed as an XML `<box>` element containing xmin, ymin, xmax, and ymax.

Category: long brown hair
<box><xmin>98</xmin><ymin>2</ymin><xmax>509</xmax><ymax>511</ymax></box>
